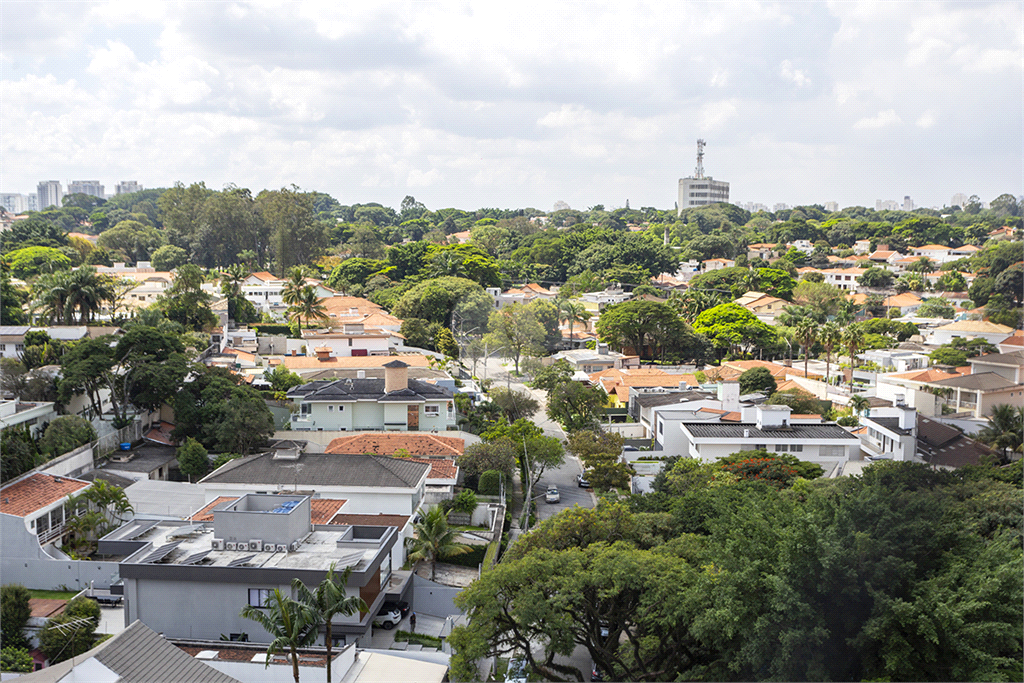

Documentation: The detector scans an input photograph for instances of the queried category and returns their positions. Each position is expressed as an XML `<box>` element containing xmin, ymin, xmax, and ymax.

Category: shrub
<box><xmin>719</xmin><ymin>457</ymin><xmax>799</xmax><ymax>489</ymax></box>
<box><xmin>450</xmin><ymin>489</ymin><xmax>478</xmax><ymax>514</ymax></box>
<box><xmin>176</xmin><ymin>437</ymin><xmax>209</xmax><ymax>482</ymax></box>
<box><xmin>478</xmin><ymin>470</ymin><xmax>501</xmax><ymax>495</ymax></box>
<box><xmin>0</xmin><ymin>584</ymin><xmax>32</xmax><ymax>649</ymax></box>
<box><xmin>0</xmin><ymin>647</ymin><xmax>32</xmax><ymax>673</ymax></box>
<box><xmin>438</xmin><ymin>544</ymin><xmax>487</xmax><ymax>568</ymax></box>
<box><xmin>38</xmin><ymin>415</ymin><xmax>97</xmax><ymax>458</ymax></box>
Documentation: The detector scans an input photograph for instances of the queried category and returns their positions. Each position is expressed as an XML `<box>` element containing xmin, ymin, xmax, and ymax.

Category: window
<box><xmin>424</xmin><ymin>405</ymin><xmax>440</xmax><ymax>416</ymax></box>
<box><xmin>775</xmin><ymin>445</ymin><xmax>788</xmax><ymax>452</ymax></box>
<box><xmin>658</xmin><ymin>422</ymin><xmax>663</xmax><ymax>434</ymax></box>
<box><xmin>248</xmin><ymin>589</ymin><xmax>273</xmax><ymax>607</ymax></box>
<box><xmin>337</xmin><ymin>405</ymin><xmax>344</xmax><ymax>412</ymax></box>
<box><xmin>328</xmin><ymin>405</ymin><xmax>334</xmax><ymax>412</ymax></box>
<box><xmin>790</xmin><ymin>444</ymin><xmax>803</xmax><ymax>452</ymax></box>
<box><xmin>348</xmin><ymin>338</ymin><xmax>353</xmax><ymax>346</ymax></box>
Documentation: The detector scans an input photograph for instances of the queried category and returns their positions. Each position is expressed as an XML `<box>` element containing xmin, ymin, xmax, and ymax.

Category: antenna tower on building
<box><xmin>694</xmin><ymin>139</ymin><xmax>706</xmax><ymax>179</ymax></box>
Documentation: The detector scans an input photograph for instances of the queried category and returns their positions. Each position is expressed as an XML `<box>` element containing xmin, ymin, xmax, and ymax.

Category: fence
<box><xmin>94</xmin><ymin>421</ymin><xmax>145</xmax><ymax>456</ymax></box>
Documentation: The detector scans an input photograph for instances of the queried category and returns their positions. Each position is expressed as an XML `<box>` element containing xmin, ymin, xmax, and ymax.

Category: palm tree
<box><xmin>557</xmin><ymin>298</ymin><xmax>590</xmax><ymax>347</ymax></box>
<box><xmin>977</xmin><ymin>404</ymin><xmax>1024</xmax><ymax>462</ymax></box>
<box><xmin>241</xmin><ymin>589</ymin><xmax>320</xmax><ymax>683</ymax></box>
<box><xmin>32</xmin><ymin>270</ymin><xmax>74</xmax><ymax>325</ymax></box>
<box><xmin>281</xmin><ymin>267</ymin><xmax>308</xmax><ymax>308</ymax></box>
<box><xmin>849</xmin><ymin>394</ymin><xmax>870</xmax><ymax>419</ymax></box>
<box><xmin>63</xmin><ymin>267</ymin><xmax>112</xmax><ymax>324</ymax></box>
<box><xmin>292</xmin><ymin>563</ymin><xmax>366</xmax><ymax>683</ymax></box>
<box><xmin>221</xmin><ymin>263</ymin><xmax>249</xmax><ymax>300</ymax></box>
<box><xmin>819</xmin><ymin>322</ymin><xmax>841</xmax><ymax>386</ymax></box>
<box><xmin>288</xmin><ymin>286</ymin><xmax>329</xmax><ymax>335</ymax></box>
<box><xmin>842</xmin><ymin>325</ymin><xmax>865</xmax><ymax>392</ymax></box>
<box><xmin>406</xmin><ymin>506</ymin><xmax>472</xmax><ymax>581</ymax></box>
<box><xmin>794</xmin><ymin>319</ymin><xmax>817</xmax><ymax>380</ymax></box>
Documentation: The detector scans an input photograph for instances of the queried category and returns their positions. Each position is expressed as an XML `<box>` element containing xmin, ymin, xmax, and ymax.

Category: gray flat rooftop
<box><xmin>121</xmin><ymin>522</ymin><xmax>379</xmax><ymax>572</ymax></box>
<box><xmin>125</xmin><ymin>480</ymin><xmax>208</xmax><ymax>519</ymax></box>
<box><xmin>683</xmin><ymin>422</ymin><xmax>858</xmax><ymax>440</ymax></box>
<box><xmin>100</xmin><ymin>445</ymin><xmax>177</xmax><ymax>473</ymax></box>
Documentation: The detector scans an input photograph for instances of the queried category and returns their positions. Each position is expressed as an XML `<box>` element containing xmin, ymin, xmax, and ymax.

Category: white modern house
<box><xmin>286</xmin><ymin>360</ymin><xmax>456</xmax><ymax>432</ymax></box>
<box><xmin>302</xmin><ymin>324</ymin><xmax>397</xmax><ymax>357</ymax></box>
<box><xmin>928</xmin><ymin>320</ymin><xmax>1015</xmax><ymax>346</ymax></box>
<box><xmin>0</xmin><ymin>399</ymin><xmax>59</xmax><ymax>438</ymax></box>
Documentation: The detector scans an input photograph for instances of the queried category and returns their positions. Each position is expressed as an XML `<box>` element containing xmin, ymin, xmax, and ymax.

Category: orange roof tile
<box><xmin>190</xmin><ymin>496</ymin><xmax>239</xmax><ymax>522</ymax></box>
<box><xmin>1</xmin><ymin>474</ymin><xmax>91</xmax><ymax>518</ymax></box>
<box><xmin>248</xmin><ymin>271</ymin><xmax>279</xmax><ymax>282</ymax></box>
<box><xmin>720</xmin><ymin>411</ymin><xmax>742</xmax><ymax>422</ymax></box>
<box><xmin>310</xmin><ymin>498</ymin><xmax>347</xmax><ymax>525</ymax></box>
<box><xmin>29</xmin><ymin>598</ymin><xmax>67</xmax><ymax>619</ymax></box>
<box><xmin>790</xmin><ymin>414</ymin><xmax>822</xmax><ymax>419</ymax></box>
<box><xmin>406</xmin><ymin>457</ymin><xmax>459</xmax><ymax>480</ymax></box>
<box><xmin>145</xmin><ymin>420</ymin><xmax>176</xmax><ymax>446</ymax></box>
<box><xmin>916</xmin><ymin>244</ymin><xmax>950</xmax><ymax>251</ymax></box>
<box><xmin>722</xmin><ymin>360</ymin><xmax>815</xmax><ymax>379</ymax></box>
<box><xmin>888</xmin><ymin>368</ymin><xmax>965</xmax><ymax>382</ymax></box>
<box><xmin>698</xmin><ymin>407</ymin><xmax>727</xmax><ymax>414</ymax></box>
<box><xmin>328</xmin><ymin>513</ymin><xmax>411</xmax><ymax>529</ymax></box>
<box><xmin>324</xmin><ymin>433</ymin><xmax>464</xmax><ymax>457</ymax></box>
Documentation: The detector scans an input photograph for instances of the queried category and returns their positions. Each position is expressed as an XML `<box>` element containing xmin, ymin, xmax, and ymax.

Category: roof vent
<box><xmin>743</xmin><ymin>429</ymin><xmax>750</xmax><ymax>438</ymax></box>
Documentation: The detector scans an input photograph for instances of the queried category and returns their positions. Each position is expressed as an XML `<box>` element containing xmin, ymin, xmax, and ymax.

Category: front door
<box><xmin>407</xmin><ymin>405</ymin><xmax>419</xmax><ymax>431</ymax></box>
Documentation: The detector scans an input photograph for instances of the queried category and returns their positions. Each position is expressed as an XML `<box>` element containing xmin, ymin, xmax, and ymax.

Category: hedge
<box><xmin>439</xmin><ymin>544</ymin><xmax>486</xmax><ymax>568</ymax></box>
<box><xmin>250</xmin><ymin>324</ymin><xmax>291</xmax><ymax>336</ymax></box>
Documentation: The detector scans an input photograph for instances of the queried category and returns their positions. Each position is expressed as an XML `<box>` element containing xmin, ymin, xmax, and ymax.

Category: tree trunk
<box><xmin>291</xmin><ymin>646</ymin><xmax>300</xmax><ymax>683</ymax></box>
<box><xmin>325</xmin><ymin>620</ymin><xmax>333</xmax><ymax>683</ymax></box>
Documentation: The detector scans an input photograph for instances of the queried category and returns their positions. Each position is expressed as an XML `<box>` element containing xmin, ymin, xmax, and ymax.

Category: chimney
<box><xmin>678</xmin><ymin>380</ymin><xmax>688</xmax><ymax>390</ymax></box>
<box><xmin>314</xmin><ymin>347</ymin><xmax>331</xmax><ymax>361</ymax></box>
<box><xmin>743</xmin><ymin>429</ymin><xmax>750</xmax><ymax>438</ymax></box>
<box><xmin>356</xmin><ymin>370</ymin><xmax>366</xmax><ymax>379</ymax></box>
<box><xmin>717</xmin><ymin>380</ymin><xmax>740</xmax><ymax>412</ymax></box>
<box><xmin>597</xmin><ymin>343</ymin><xmax>609</xmax><ymax>355</ymax></box>
<box><xmin>897</xmin><ymin>404</ymin><xmax>917</xmax><ymax>432</ymax></box>
<box><xmin>383</xmin><ymin>360</ymin><xmax>409</xmax><ymax>393</ymax></box>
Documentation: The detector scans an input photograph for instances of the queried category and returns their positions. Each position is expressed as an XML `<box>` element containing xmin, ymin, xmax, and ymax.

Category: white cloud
<box><xmin>779</xmin><ymin>60</ymin><xmax>811</xmax><ymax>87</ymax></box>
<box><xmin>853</xmin><ymin>109</ymin><xmax>902</xmax><ymax>130</ymax></box>
<box><xmin>916</xmin><ymin>111</ymin><xmax>937</xmax><ymax>129</ymax></box>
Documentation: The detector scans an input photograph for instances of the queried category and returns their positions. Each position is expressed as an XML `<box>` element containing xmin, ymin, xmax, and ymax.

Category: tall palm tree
<box><xmin>292</xmin><ymin>563</ymin><xmax>366</xmax><ymax>683</ymax></box>
<box><xmin>406</xmin><ymin>506</ymin><xmax>472</xmax><ymax>581</ymax></box>
<box><xmin>849</xmin><ymin>394</ymin><xmax>870</xmax><ymax>418</ymax></box>
<box><xmin>241</xmin><ymin>589</ymin><xmax>320</xmax><ymax>683</ymax></box>
<box><xmin>819</xmin><ymin>322</ymin><xmax>841</xmax><ymax>386</ymax></box>
<box><xmin>842</xmin><ymin>324</ymin><xmax>865</xmax><ymax>391</ymax></box>
<box><xmin>557</xmin><ymin>298</ymin><xmax>590</xmax><ymax>347</ymax></box>
<box><xmin>281</xmin><ymin>267</ymin><xmax>308</xmax><ymax>308</ymax></box>
<box><xmin>288</xmin><ymin>285</ymin><xmax>329</xmax><ymax>335</ymax></box>
<box><xmin>794</xmin><ymin>318</ymin><xmax>817</xmax><ymax>380</ymax></box>
<box><xmin>32</xmin><ymin>270</ymin><xmax>74</xmax><ymax>325</ymax></box>
<box><xmin>977</xmin><ymin>404</ymin><xmax>1024</xmax><ymax>462</ymax></box>
<box><xmin>63</xmin><ymin>267</ymin><xmax>112</xmax><ymax>324</ymax></box>
<box><xmin>221</xmin><ymin>263</ymin><xmax>249</xmax><ymax>300</ymax></box>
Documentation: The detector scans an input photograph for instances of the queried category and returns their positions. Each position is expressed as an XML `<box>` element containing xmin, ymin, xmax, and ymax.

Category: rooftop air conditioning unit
<box><xmin>225</xmin><ymin>542</ymin><xmax>237</xmax><ymax>551</ymax></box>
<box><xmin>249</xmin><ymin>540</ymin><xmax>262</xmax><ymax>552</ymax></box>
<box><xmin>212</xmin><ymin>538</ymin><xmax>224</xmax><ymax>550</ymax></box>
<box><xmin>276</xmin><ymin>544</ymin><xmax>288</xmax><ymax>553</ymax></box>
<box><xmin>264</xmin><ymin>540</ymin><xmax>275</xmax><ymax>552</ymax></box>
<box><xmin>289</xmin><ymin>541</ymin><xmax>300</xmax><ymax>552</ymax></box>
<box><xmin>236</xmin><ymin>542</ymin><xmax>248</xmax><ymax>552</ymax></box>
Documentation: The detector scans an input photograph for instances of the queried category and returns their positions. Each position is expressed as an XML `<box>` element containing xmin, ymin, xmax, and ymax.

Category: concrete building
<box><xmin>858</xmin><ymin>407</ymin><xmax>992</xmax><ymax>468</ymax></box>
<box><xmin>118</xmin><ymin>494</ymin><xmax>403</xmax><ymax>646</ymax></box>
<box><xmin>950</xmin><ymin>193</ymin><xmax>968</xmax><ymax>209</ymax></box>
<box><xmin>67</xmin><ymin>180</ymin><xmax>105</xmax><ymax>197</ymax></box>
<box><xmin>676</xmin><ymin>140</ymin><xmax>729</xmax><ymax>215</ymax></box>
<box><xmin>302</xmin><ymin>325</ymin><xmax>396</xmax><ymax>357</ymax></box>
<box><xmin>773</xmin><ymin>203</ymin><xmax>789</xmax><ymax>212</ymax></box>
<box><xmin>876</xmin><ymin>199</ymin><xmax>899</xmax><ymax>211</ymax></box>
<box><xmin>902</xmin><ymin>195</ymin><xmax>915</xmax><ymax>212</ymax></box>
<box><xmin>928</xmin><ymin>320</ymin><xmax>1015</xmax><ymax>346</ymax></box>
<box><xmin>286</xmin><ymin>361</ymin><xmax>456</xmax><ymax>432</ymax></box>
<box><xmin>115</xmin><ymin>181</ymin><xmax>143</xmax><ymax>195</ymax></box>
<box><xmin>0</xmin><ymin>399</ymin><xmax>59</xmax><ymax>438</ymax></box>
<box><xmin>824</xmin><ymin>201</ymin><xmax>839</xmax><ymax>212</ymax></box>
<box><xmin>550</xmin><ymin>344</ymin><xmax>640</xmax><ymax>374</ymax></box>
<box><xmin>36</xmin><ymin>181</ymin><xmax>63</xmax><ymax>210</ymax></box>
<box><xmin>0</xmin><ymin>193</ymin><xmax>28</xmax><ymax>214</ymax></box>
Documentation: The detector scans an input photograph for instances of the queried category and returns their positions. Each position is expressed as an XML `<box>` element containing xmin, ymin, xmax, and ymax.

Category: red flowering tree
<box><xmin>718</xmin><ymin>457</ymin><xmax>798</xmax><ymax>489</ymax></box>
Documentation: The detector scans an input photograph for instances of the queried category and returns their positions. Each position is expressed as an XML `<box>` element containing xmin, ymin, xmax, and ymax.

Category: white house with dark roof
<box><xmin>286</xmin><ymin>360</ymin><xmax>456</xmax><ymax>432</ymax></box>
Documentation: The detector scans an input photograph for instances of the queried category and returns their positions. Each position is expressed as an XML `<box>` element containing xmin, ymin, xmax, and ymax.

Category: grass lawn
<box><xmin>28</xmin><ymin>589</ymin><xmax>79</xmax><ymax>601</ymax></box>
<box><xmin>393</xmin><ymin>629</ymin><xmax>442</xmax><ymax>649</ymax></box>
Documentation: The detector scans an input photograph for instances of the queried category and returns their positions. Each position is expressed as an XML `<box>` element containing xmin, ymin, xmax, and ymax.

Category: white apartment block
<box><xmin>876</xmin><ymin>199</ymin><xmax>899</xmax><ymax>211</ymax></box>
<box><xmin>678</xmin><ymin>178</ymin><xmax>730</xmax><ymax>212</ymax></box>
<box><xmin>0</xmin><ymin>193</ymin><xmax>28</xmax><ymax>214</ymax></box>
<box><xmin>115</xmin><ymin>181</ymin><xmax>143</xmax><ymax>195</ymax></box>
<box><xmin>37</xmin><ymin>180</ymin><xmax>62</xmax><ymax>210</ymax></box>
<box><xmin>824</xmin><ymin>201</ymin><xmax>839</xmax><ymax>212</ymax></box>
<box><xmin>67</xmin><ymin>180</ymin><xmax>104</xmax><ymax>197</ymax></box>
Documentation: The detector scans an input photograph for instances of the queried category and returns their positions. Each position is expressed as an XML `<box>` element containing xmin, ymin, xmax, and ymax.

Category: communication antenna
<box><xmin>695</xmin><ymin>139</ymin><xmax>706</xmax><ymax>179</ymax></box>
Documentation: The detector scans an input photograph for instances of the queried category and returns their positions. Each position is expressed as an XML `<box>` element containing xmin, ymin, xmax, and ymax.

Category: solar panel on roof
<box><xmin>168</xmin><ymin>524</ymin><xmax>206</xmax><ymax>539</ymax></box>
<box><xmin>178</xmin><ymin>550</ymin><xmax>212</xmax><ymax>566</ymax></box>
<box><xmin>140</xmin><ymin>541</ymin><xmax>183</xmax><ymax>564</ymax></box>
<box><xmin>122</xmin><ymin>519</ymin><xmax>160</xmax><ymax>540</ymax></box>
<box><xmin>227</xmin><ymin>554</ymin><xmax>256</xmax><ymax>567</ymax></box>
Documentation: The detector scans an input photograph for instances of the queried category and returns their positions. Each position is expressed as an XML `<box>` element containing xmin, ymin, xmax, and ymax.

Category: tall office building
<box><xmin>824</xmin><ymin>201</ymin><xmax>839</xmax><ymax>212</ymax></box>
<box><xmin>903</xmin><ymin>195</ymin><xmax>914</xmax><ymax>212</ymax></box>
<box><xmin>876</xmin><ymin>199</ymin><xmax>899</xmax><ymax>211</ymax></box>
<box><xmin>0</xmin><ymin>193</ymin><xmax>28</xmax><ymax>214</ymax></box>
<box><xmin>26</xmin><ymin>194</ymin><xmax>38</xmax><ymax>211</ymax></box>
<box><xmin>67</xmin><ymin>180</ymin><xmax>105</xmax><ymax>197</ymax></box>
<box><xmin>677</xmin><ymin>139</ymin><xmax>729</xmax><ymax>216</ymax></box>
<box><xmin>950</xmin><ymin>193</ymin><xmax>968</xmax><ymax>208</ymax></box>
<box><xmin>116</xmin><ymin>181</ymin><xmax>142</xmax><ymax>195</ymax></box>
<box><xmin>37</xmin><ymin>181</ymin><xmax>63</xmax><ymax>210</ymax></box>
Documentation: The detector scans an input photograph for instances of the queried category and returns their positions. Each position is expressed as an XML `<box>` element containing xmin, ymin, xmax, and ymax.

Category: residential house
<box><xmin>928</xmin><ymin>320</ymin><xmax>1016</xmax><ymax>346</ymax></box>
<box><xmin>320</xmin><ymin>296</ymin><xmax>386</xmax><ymax>326</ymax></box>
<box><xmin>858</xmin><ymin>406</ymin><xmax>992</xmax><ymax>467</ymax></box>
<box><xmin>997</xmin><ymin>331</ymin><xmax>1023</xmax><ymax>355</ymax></box>
<box><xmin>987</xmin><ymin>226</ymin><xmax>1017</xmax><ymax>241</ymax></box>
<box><xmin>746</xmin><ymin>243</ymin><xmax>777</xmax><ymax>260</ymax></box>
<box><xmin>302</xmin><ymin>324</ymin><xmax>397</xmax><ymax>357</ymax></box>
<box><xmin>733</xmin><ymin>291</ymin><xmax>789</xmax><ymax>321</ymax></box>
<box><xmin>860</xmin><ymin>348</ymin><xmax>930</xmax><ymax>374</ymax></box>
<box><xmin>949</xmin><ymin>244</ymin><xmax>980</xmax><ymax>259</ymax></box>
<box><xmin>875</xmin><ymin>368</ymin><xmax>966</xmax><ymax>416</ymax></box>
<box><xmin>853</xmin><ymin>239</ymin><xmax>871</xmax><ymax>254</ymax></box>
<box><xmin>968</xmin><ymin>350</ymin><xmax>1024</xmax><ymax>383</ymax></box>
<box><xmin>13</xmin><ymin>621</ymin><xmax>242</xmax><ymax>683</ymax></box>
<box><xmin>0</xmin><ymin>325</ymin><xmax>28</xmax><ymax>359</ymax></box>
<box><xmin>589</xmin><ymin>368</ymin><xmax>699</xmax><ymax>407</ymax></box>
<box><xmin>867</xmin><ymin>246</ymin><xmax>904</xmax><ymax>271</ymax></box>
<box><xmin>788</xmin><ymin>239</ymin><xmax>814</xmax><ymax>254</ymax></box>
<box><xmin>550</xmin><ymin>344</ymin><xmax>640</xmax><ymax>374</ymax></box>
<box><xmin>0</xmin><ymin>398</ymin><xmax>59</xmax><ymax>438</ymax></box>
<box><xmin>1</xmin><ymin>473</ymin><xmax>93</xmax><ymax>576</ymax></box>
<box><xmin>118</xmin><ymin>494</ymin><xmax>402</xmax><ymax>646</ymax></box>
<box><xmin>928</xmin><ymin>372</ymin><xmax>1023</xmax><ymax>418</ymax></box>
<box><xmin>276</xmin><ymin>352</ymin><xmax>433</xmax><ymax>377</ymax></box>
<box><xmin>701</xmin><ymin>258</ymin><xmax>735</xmax><ymax>272</ymax></box>
<box><xmin>678</xmin><ymin>404</ymin><xmax>859</xmax><ymax>469</ymax></box>
<box><xmin>324</xmin><ymin>433</ymin><xmax>462</xmax><ymax>496</ymax></box>
<box><xmin>241</xmin><ymin>271</ymin><xmax>287</xmax><ymax>312</ymax></box>
<box><xmin>629</xmin><ymin>388</ymin><xmax>716</xmax><ymax>438</ymax></box>
<box><xmin>286</xmin><ymin>360</ymin><xmax>456</xmax><ymax>432</ymax></box>
<box><xmin>580</xmin><ymin>284</ymin><xmax>632</xmax><ymax>308</ymax></box>
<box><xmin>911</xmin><ymin>244</ymin><xmax>955</xmax><ymax>264</ymax></box>
<box><xmin>823</xmin><ymin>267</ymin><xmax>867</xmax><ymax>291</ymax></box>
<box><xmin>94</xmin><ymin>444</ymin><xmax>178</xmax><ymax>483</ymax></box>
<box><xmin>448</xmin><ymin>229</ymin><xmax>472</xmax><ymax>244</ymax></box>
<box><xmin>650</xmin><ymin>273</ymin><xmax>688</xmax><ymax>292</ymax></box>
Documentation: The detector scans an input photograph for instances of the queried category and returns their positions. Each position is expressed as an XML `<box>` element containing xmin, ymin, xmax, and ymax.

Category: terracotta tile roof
<box><xmin>321</xmin><ymin>296</ymin><xmax>383</xmax><ymax>318</ymax></box>
<box><xmin>721</xmin><ymin>411</ymin><xmax>742</xmax><ymax>422</ymax></box>
<box><xmin>870</xmin><ymin>250</ymin><xmax>897</xmax><ymax>259</ymax></box>
<box><xmin>1</xmin><ymin>474</ymin><xmax>91</xmax><ymax>518</ymax></box>
<box><xmin>248</xmin><ymin>271</ymin><xmax>279</xmax><ymax>282</ymax></box>
<box><xmin>144</xmin><ymin>420</ymin><xmax>176</xmax><ymax>446</ymax></box>
<box><xmin>935</xmin><ymin>320</ymin><xmax>1014</xmax><ymax>334</ymax></box>
<box><xmin>310</xmin><ymin>498</ymin><xmax>347</xmax><ymax>524</ymax></box>
<box><xmin>328</xmin><ymin>513</ymin><xmax>411</xmax><ymax>529</ymax></box>
<box><xmin>190</xmin><ymin>496</ymin><xmax>239</xmax><ymax>522</ymax></box>
<box><xmin>953</xmin><ymin>245</ymin><xmax>980</xmax><ymax>252</ymax></box>
<box><xmin>775</xmin><ymin>379</ymin><xmax>801</xmax><ymax>392</ymax></box>
<box><xmin>282</xmin><ymin>354</ymin><xmax>431</xmax><ymax>370</ymax></box>
<box><xmin>406</xmin><ymin>457</ymin><xmax>459</xmax><ymax>480</ymax></box>
<box><xmin>747</xmin><ymin>242</ymin><xmax>776</xmax><ymax>249</ymax></box>
<box><xmin>722</xmin><ymin>360</ymin><xmax>815</xmax><ymax>379</ymax></box>
<box><xmin>828</xmin><ymin>267</ymin><xmax>868</xmax><ymax>275</ymax></box>
<box><xmin>888</xmin><ymin>368</ymin><xmax>965</xmax><ymax>382</ymax></box>
<box><xmin>885</xmin><ymin>292</ymin><xmax>923</xmax><ymax>307</ymax></box>
<box><xmin>359</xmin><ymin>311</ymin><xmax>403</xmax><ymax>328</ymax></box>
<box><xmin>915</xmin><ymin>244</ymin><xmax>950</xmax><ymax>251</ymax></box>
<box><xmin>791</xmin><ymin>414</ymin><xmax>822</xmax><ymax>419</ymax></box>
<box><xmin>325</xmin><ymin>433</ymin><xmax>464</xmax><ymax>457</ymax></box>
<box><xmin>29</xmin><ymin>598</ymin><xmax>67</xmax><ymax>619</ymax></box>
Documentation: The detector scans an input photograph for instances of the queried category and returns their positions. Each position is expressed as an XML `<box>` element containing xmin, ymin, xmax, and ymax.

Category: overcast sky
<box><xmin>2</xmin><ymin>1</ymin><xmax>1021</xmax><ymax>212</ymax></box>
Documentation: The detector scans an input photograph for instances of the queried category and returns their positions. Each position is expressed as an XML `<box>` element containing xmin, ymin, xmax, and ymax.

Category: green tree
<box><xmin>819</xmin><ymin>321</ymin><xmax>841</xmax><ymax>383</ymax></box>
<box><xmin>994</xmin><ymin>262</ymin><xmax>1023</xmax><ymax>305</ymax></box>
<box><xmin>485</xmin><ymin>304</ymin><xmax>545</xmax><ymax>374</ymax></box>
<box><xmin>487</xmin><ymin>387</ymin><xmax>539</xmax><ymax>423</ymax></box>
<box><xmin>150</xmin><ymin>244</ymin><xmax>189</xmax><ymax>271</ymax></box>
<box><xmin>216</xmin><ymin>395</ymin><xmax>276</xmax><ymax>455</ymax></box>
<box><xmin>292</xmin><ymin>563</ymin><xmax>367</xmax><ymax>683</ymax></box>
<box><xmin>38</xmin><ymin>416</ymin><xmax>96</xmax><ymax>459</ymax></box>
<box><xmin>96</xmin><ymin>220</ymin><xmax>165</xmax><ymax>262</ymax></box>
<box><xmin>257</xmin><ymin>186</ymin><xmax>330</xmax><ymax>275</ymax></box>
<box><xmin>692</xmin><ymin>303</ymin><xmax>776</xmax><ymax>357</ymax></box>
<box><xmin>241</xmin><ymin>589</ymin><xmax>321</xmax><ymax>683</ymax></box>
<box><xmin>458</xmin><ymin>439</ymin><xmax>518</xmax><ymax>482</ymax></box>
<box><xmin>158</xmin><ymin>263</ymin><xmax>217</xmax><ymax>331</ymax></box>
<box><xmin>907</xmin><ymin>256</ymin><xmax>936</xmax><ymax>273</ymax></box>
<box><xmin>523</xmin><ymin>435</ymin><xmax>566</xmax><ymax>493</ymax></box>
<box><xmin>0</xmin><ymin>272</ymin><xmax>28</xmax><ymax>325</ymax></box>
<box><xmin>917</xmin><ymin>297</ymin><xmax>956</xmax><ymax>319</ymax></box>
<box><xmin>176</xmin><ymin>437</ymin><xmax>209</xmax><ymax>482</ymax></box>
<box><xmin>39</xmin><ymin>598</ymin><xmax>99</xmax><ymax>664</ymax></box>
<box><xmin>1</xmin><ymin>427</ymin><xmax>40</xmax><ymax>483</ymax></box>
<box><xmin>566</xmin><ymin>430</ymin><xmax>631</xmax><ymax>491</ymax></box>
<box><xmin>858</xmin><ymin>266</ymin><xmax>895</xmax><ymax>288</ymax></box>
<box><xmin>595</xmin><ymin>300</ymin><xmax>681</xmax><ymax>359</ymax></box>
<box><xmin>63</xmin><ymin>267</ymin><xmax>113</xmax><ymax>324</ymax></box>
<box><xmin>266</xmin><ymin>364</ymin><xmax>304</xmax><ymax>392</ymax></box>
<box><xmin>393</xmin><ymin>276</ymin><xmax>493</xmax><ymax>331</ymax></box>
<box><xmin>288</xmin><ymin>286</ymin><xmax>329</xmax><ymax>335</ymax></box>
<box><xmin>434</xmin><ymin>326</ymin><xmax>459</xmax><ymax>359</ymax></box>
<box><xmin>738</xmin><ymin>366</ymin><xmax>777</xmax><ymax>395</ymax></box>
<box><xmin>795</xmin><ymin>318</ymin><xmax>818</xmax><ymax>379</ymax></box>
<box><xmin>1</xmin><ymin>584</ymin><xmax>32</xmax><ymax>650</ymax></box>
<box><xmin>0</xmin><ymin>647</ymin><xmax>32</xmax><ymax>673</ymax></box>
<box><xmin>767</xmin><ymin>388</ymin><xmax>827</xmax><ymax>415</ymax></box>
<box><xmin>792</xmin><ymin>280</ymin><xmax>845</xmax><ymax>319</ymax></box>
<box><xmin>547</xmin><ymin>382</ymin><xmax>607</xmax><ymax>433</ymax></box>
<box><xmin>936</xmin><ymin>270</ymin><xmax>968</xmax><ymax>292</ymax></box>
<box><xmin>557</xmin><ymin>298</ymin><xmax>591</xmax><ymax>345</ymax></box>
<box><xmin>977</xmin><ymin>405</ymin><xmax>1023</xmax><ymax>462</ymax></box>
<box><xmin>406</xmin><ymin>506</ymin><xmax>472</xmax><ymax>580</ymax></box>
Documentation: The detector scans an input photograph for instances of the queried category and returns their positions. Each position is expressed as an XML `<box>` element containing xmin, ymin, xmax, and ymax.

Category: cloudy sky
<box><xmin>2</xmin><ymin>1</ymin><xmax>1021</xmax><ymax>212</ymax></box>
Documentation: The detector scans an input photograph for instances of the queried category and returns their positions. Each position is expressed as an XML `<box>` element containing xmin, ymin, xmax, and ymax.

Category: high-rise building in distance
<box><xmin>37</xmin><ymin>180</ymin><xmax>62</xmax><ymax>210</ymax></box>
<box><xmin>0</xmin><ymin>193</ymin><xmax>28</xmax><ymax>214</ymax></box>
<box><xmin>67</xmin><ymin>180</ymin><xmax>105</xmax><ymax>197</ymax></box>
<box><xmin>903</xmin><ymin>196</ymin><xmax>915</xmax><ymax>212</ymax></box>
<box><xmin>116</xmin><ymin>181</ymin><xmax>143</xmax><ymax>195</ymax></box>
<box><xmin>824</xmin><ymin>201</ymin><xmax>839</xmax><ymax>212</ymax></box>
<box><xmin>677</xmin><ymin>139</ymin><xmax>729</xmax><ymax>216</ymax></box>
<box><xmin>950</xmin><ymin>193</ymin><xmax>968</xmax><ymax>208</ymax></box>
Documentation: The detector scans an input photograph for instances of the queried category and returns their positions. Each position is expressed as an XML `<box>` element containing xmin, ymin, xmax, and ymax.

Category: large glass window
<box><xmin>248</xmin><ymin>588</ymin><xmax>273</xmax><ymax>607</ymax></box>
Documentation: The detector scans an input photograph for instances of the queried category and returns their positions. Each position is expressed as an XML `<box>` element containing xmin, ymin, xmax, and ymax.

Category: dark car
<box><xmin>384</xmin><ymin>600</ymin><xmax>410</xmax><ymax>618</ymax></box>
<box><xmin>577</xmin><ymin>473</ymin><xmax>591</xmax><ymax>488</ymax></box>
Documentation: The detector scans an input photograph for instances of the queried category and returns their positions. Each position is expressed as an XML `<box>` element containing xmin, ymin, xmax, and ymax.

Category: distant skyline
<box><xmin>2</xmin><ymin>2</ymin><xmax>1021</xmax><ymax>212</ymax></box>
